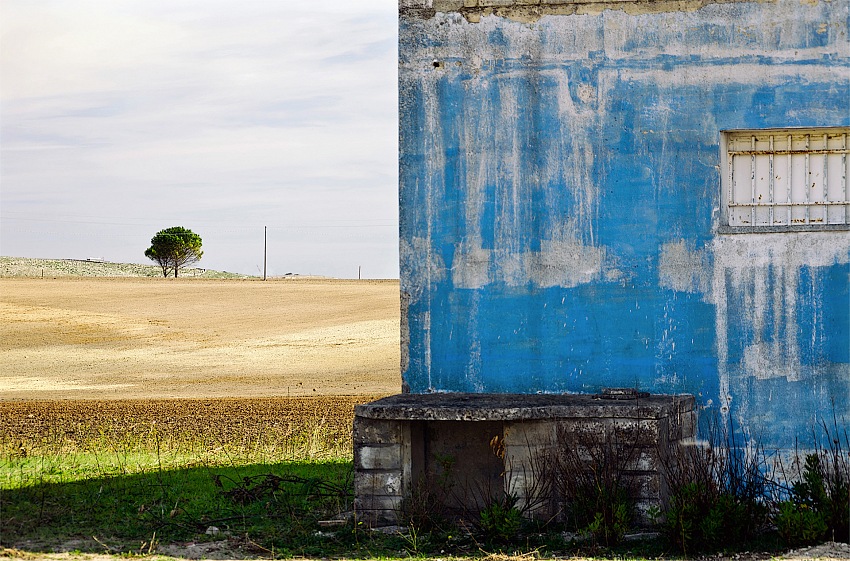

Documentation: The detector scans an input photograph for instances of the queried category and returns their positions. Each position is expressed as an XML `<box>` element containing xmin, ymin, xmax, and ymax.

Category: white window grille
<box><xmin>721</xmin><ymin>128</ymin><xmax>850</xmax><ymax>231</ymax></box>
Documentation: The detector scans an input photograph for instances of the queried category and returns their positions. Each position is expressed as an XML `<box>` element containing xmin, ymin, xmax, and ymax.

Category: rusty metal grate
<box><xmin>724</xmin><ymin>128</ymin><xmax>850</xmax><ymax>229</ymax></box>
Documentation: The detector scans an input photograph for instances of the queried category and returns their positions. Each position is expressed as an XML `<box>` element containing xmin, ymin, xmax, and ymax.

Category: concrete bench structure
<box><xmin>354</xmin><ymin>392</ymin><xmax>695</xmax><ymax>526</ymax></box>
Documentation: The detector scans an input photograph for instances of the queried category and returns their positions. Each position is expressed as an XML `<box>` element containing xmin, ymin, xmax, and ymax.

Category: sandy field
<box><xmin>0</xmin><ymin>277</ymin><xmax>401</xmax><ymax>400</ymax></box>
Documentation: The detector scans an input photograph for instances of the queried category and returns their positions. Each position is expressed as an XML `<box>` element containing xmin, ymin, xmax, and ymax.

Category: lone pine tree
<box><xmin>145</xmin><ymin>226</ymin><xmax>203</xmax><ymax>277</ymax></box>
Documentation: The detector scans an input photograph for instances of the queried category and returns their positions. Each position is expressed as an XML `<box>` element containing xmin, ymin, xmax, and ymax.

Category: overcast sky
<box><xmin>0</xmin><ymin>1</ymin><xmax>399</xmax><ymax>278</ymax></box>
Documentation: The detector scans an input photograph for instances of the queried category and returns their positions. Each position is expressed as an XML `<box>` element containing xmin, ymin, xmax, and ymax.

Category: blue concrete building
<box><xmin>398</xmin><ymin>0</ymin><xmax>849</xmax><ymax>448</ymax></box>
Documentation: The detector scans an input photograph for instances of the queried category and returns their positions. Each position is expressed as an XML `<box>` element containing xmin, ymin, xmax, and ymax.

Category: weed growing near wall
<box><xmin>550</xmin><ymin>425</ymin><xmax>637</xmax><ymax>547</ymax></box>
<box><xmin>775</xmin><ymin>417</ymin><xmax>849</xmax><ymax>546</ymax></box>
<box><xmin>661</xmin><ymin>412</ymin><xmax>849</xmax><ymax>554</ymax></box>
<box><xmin>660</xmin><ymin>414</ymin><xmax>775</xmax><ymax>553</ymax></box>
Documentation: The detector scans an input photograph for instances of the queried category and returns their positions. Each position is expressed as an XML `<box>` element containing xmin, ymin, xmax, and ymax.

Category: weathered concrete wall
<box><xmin>398</xmin><ymin>0</ymin><xmax>849</xmax><ymax>448</ymax></box>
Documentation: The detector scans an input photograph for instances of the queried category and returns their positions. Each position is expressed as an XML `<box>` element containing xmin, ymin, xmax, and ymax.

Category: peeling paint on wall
<box><xmin>659</xmin><ymin>233</ymin><xmax>850</xmax><ymax>435</ymax></box>
<box><xmin>400</xmin><ymin>237</ymin><xmax>446</xmax><ymax>302</ymax></box>
<box><xmin>403</xmin><ymin>0</ymin><xmax>776</xmax><ymax>23</ymax></box>
<box><xmin>659</xmin><ymin>241</ymin><xmax>711</xmax><ymax>297</ymax></box>
<box><xmin>711</xmin><ymin>233</ymin><xmax>850</xmax><ymax>437</ymax></box>
<box><xmin>453</xmin><ymin>235</ymin><xmax>605</xmax><ymax>289</ymax></box>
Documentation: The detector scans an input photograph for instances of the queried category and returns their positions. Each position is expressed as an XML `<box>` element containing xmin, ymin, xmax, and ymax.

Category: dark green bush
<box><xmin>776</xmin><ymin>452</ymin><xmax>849</xmax><ymax>546</ymax></box>
<box><xmin>664</xmin><ymin>482</ymin><xmax>704</xmax><ymax>551</ymax></box>
<box><xmin>662</xmin><ymin>481</ymin><xmax>758</xmax><ymax>552</ymax></box>
<box><xmin>661</xmin><ymin>415</ymin><xmax>773</xmax><ymax>554</ymax></box>
<box><xmin>776</xmin><ymin>500</ymin><xmax>828</xmax><ymax>546</ymax></box>
<box><xmin>662</xmin><ymin>411</ymin><xmax>849</xmax><ymax>554</ymax></box>
<box><xmin>580</xmin><ymin>492</ymin><xmax>631</xmax><ymax>546</ymax></box>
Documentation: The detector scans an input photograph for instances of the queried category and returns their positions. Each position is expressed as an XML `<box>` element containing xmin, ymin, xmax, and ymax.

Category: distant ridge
<box><xmin>0</xmin><ymin>256</ymin><xmax>251</xmax><ymax>279</ymax></box>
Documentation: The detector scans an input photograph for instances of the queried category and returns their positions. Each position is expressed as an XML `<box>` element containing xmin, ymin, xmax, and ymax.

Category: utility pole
<box><xmin>263</xmin><ymin>226</ymin><xmax>267</xmax><ymax>281</ymax></box>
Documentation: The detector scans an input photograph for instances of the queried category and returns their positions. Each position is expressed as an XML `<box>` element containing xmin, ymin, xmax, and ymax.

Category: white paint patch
<box><xmin>742</xmin><ymin>340</ymin><xmax>801</xmax><ymax>382</ymax></box>
<box><xmin>619</xmin><ymin>64</ymin><xmax>848</xmax><ymax>90</ymax></box>
<box><xmin>497</xmin><ymin>252</ymin><xmax>527</xmax><ymax>287</ymax></box>
<box><xmin>605</xmin><ymin>268</ymin><xmax>625</xmax><ymax>283</ymax></box>
<box><xmin>599</xmin><ymin>2</ymin><xmax>846</xmax><ymax>70</ymax></box>
<box><xmin>453</xmin><ymin>242</ymin><xmax>491</xmax><ymax>289</ymax></box>
<box><xmin>400</xmin><ymin>236</ymin><xmax>447</xmax><ymax>301</ymax></box>
<box><xmin>529</xmin><ymin>239</ymin><xmax>605</xmax><ymax>288</ymax></box>
<box><xmin>452</xmin><ymin>235</ymin><xmax>605</xmax><ymax>289</ymax></box>
<box><xmin>659</xmin><ymin>241</ymin><xmax>711</xmax><ymax>298</ymax></box>
<box><xmin>712</xmin><ymin>234</ymin><xmax>850</xmax><ymax>271</ymax></box>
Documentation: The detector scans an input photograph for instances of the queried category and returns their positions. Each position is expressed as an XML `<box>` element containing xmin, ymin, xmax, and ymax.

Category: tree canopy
<box><xmin>144</xmin><ymin>226</ymin><xmax>203</xmax><ymax>277</ymax></box>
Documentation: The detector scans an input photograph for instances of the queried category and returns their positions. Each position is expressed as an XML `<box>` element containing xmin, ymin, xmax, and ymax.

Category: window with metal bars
<box><xmin>720</xmin><ymin>128</ymin><xmax>850</xmax><ymax>232</ymax></box>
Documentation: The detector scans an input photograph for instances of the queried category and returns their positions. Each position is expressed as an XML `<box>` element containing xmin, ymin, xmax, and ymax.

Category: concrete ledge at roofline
<box><xmin>354</xmin><ymin>392</ymin><xmax>695</xmax><ymax>421</ymax></box>
<box><xmin>401</xmin><ymin>0</ymin><xmax>743</xmax><ymax>8</ymax></box>
<box><xmin>400</xmin><ymin>0</ymin><xmax>756</xmax><ymax>19</ymax></box>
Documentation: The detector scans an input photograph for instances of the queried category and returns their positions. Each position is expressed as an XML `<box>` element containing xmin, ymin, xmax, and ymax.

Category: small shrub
<box><xmin>810</xmin><ymin>419</ymin><xmax>850</xmax><ymax>543</ymax></box>
<box><xmin>479</xmin><ymin>495</ymin><xmax>523</xmax><ymax>544</ymax></box>
<box><xmin>776</xmin><ymin>451</ymin><xmax>848</xmax><ymax>546</ymax></box>
<box><xmin>582</xmin><ymin>495</ymin><xmax>630</xmax><ymax>546</ymax></box>
<box><xmin>664</xmin><ymin>481</ymin><xmax>708</xmax><ymax>552</ymax></box>
<box><xmin>700</xmin><ymin>492</ymin><xmax>763</xmax><ymax>547</ymax></box>
<box><xmin>776</xmin><ymin>499</ymin><xmax>828</xmax><ymax>546</ymax></box>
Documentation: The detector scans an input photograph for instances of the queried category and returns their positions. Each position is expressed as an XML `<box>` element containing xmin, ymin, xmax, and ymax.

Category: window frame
<box><xmin>718</xmin><ymin>127</ymin><xmax>850</xmax><ymax>234</ymax></box>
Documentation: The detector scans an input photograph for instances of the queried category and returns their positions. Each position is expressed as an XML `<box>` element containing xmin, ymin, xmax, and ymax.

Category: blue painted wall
<box><xmin>398</xmin><ymin>0</ymin><xmax>850</xmax><ymax>448</ymax></box>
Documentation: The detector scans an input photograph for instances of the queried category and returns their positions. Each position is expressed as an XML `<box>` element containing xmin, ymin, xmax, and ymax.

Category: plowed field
<box><xmin>0</xmin><ymin>277</ymin><xmax>401</xmax><ymax>400</ymax></box>
<box><xmin>0</xmin><ymin>396</ymin><xmax>380</xmax><ymax>455</ymax></box>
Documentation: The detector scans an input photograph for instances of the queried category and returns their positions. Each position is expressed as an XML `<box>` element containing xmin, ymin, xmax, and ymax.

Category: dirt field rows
<box><xmin>0</xmin><ymin>396</ymin><xmax>381</xmax><ymax>454</ymax></box>
<box><xmin>0</xmin><ymin>277</ymin><xmax>401</xmax><ymax>401</ymax></box>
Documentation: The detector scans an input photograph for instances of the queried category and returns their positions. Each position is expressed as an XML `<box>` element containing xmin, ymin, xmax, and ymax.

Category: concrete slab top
<box><xmin>355</xmin><ymin>393</ymin><xmax>694</xmax><ymax>421</ymax></box>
